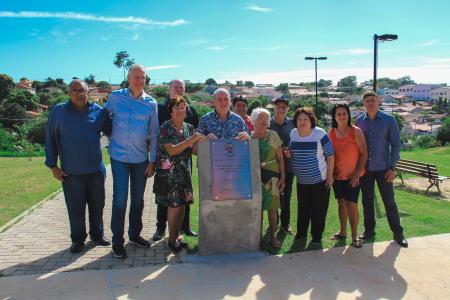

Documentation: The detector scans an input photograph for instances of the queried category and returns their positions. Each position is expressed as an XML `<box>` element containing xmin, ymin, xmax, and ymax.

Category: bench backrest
<box><xmin>396</xmin><ymin>159</ymin><xmax>439</xmax><ymax>179</ymax></box>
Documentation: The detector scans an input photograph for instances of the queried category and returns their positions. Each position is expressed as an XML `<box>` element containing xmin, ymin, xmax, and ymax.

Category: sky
<box><xmin>1</xmin><ymin>0</ymin><xmax>449</xmax><ymax>85</ymax></box>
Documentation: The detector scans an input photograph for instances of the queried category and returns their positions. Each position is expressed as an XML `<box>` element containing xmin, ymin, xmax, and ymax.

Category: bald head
<box><xmin>169</xmin><ymin>79</ymin><xmax>185</xmax><ymax>98</ymax></box>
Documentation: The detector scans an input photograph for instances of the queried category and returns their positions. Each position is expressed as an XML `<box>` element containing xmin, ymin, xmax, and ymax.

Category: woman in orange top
<box><xmin>329</xmin><ymin>103</ymin><xmax>367</xmax><ymax>248</ymax></box>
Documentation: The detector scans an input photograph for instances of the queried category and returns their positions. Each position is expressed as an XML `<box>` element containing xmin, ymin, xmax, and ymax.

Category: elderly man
<box><xmin>45</xmin><ymin>79</ymin><xmax>110</xmax><ymax>253</ymax></box>
<box><xmin>105</xmin><ymin>64</ymin><xmax>159</xmax><ymax>258</ymax></box>
<box><xmin>232</xmin><ymin>95</ymin><xmax>254</xmax><ymax>131</ymax></box>
<box><xmin>152</xmin><ymin>79</ymin><xmax>199</xmax><ymax>241</ymax></box>
<box><xmin>197</xmin><ymin>88</ymin><xmax>250</xmax><ymax>140</ymax></box>
<box><xmin>356</xmin><ymin>91</ymin><xmax>408</xmax><ymax>248</ymax></box>
<box><xmin>269</xmin><ymin>95</ymin><xmax>295</xmax><ymax>233</ymax></box>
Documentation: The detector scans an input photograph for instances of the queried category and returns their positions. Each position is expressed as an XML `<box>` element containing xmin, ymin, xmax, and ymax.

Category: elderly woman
<box><xmin>153</xmin><ymin>96</ymin><xmax>206</xmax><ymax>252</ymax></box>
<box><xmin>329</xmin><ymin>103</ymin><xmax>367</xmax><ymax>248</ymax></box>
<box><xmin>251</xmin><ymin>108</ymin><xmax>285</xmax><ymax>248</ymax></box>
<box><xmin>286</xmin><ymin>107</ymin><xmax>334</xmax><ymax>245</ymax></box>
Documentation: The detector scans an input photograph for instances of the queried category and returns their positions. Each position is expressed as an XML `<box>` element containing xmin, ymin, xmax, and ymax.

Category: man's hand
<box><xmin>385</xmin><ymin>168</ymin><xmax>396</xmax><ymax>183</ymax></box>
<box><xmin>236</xmin><ymin>131</ymin><xmax>250</xmax><ymax>141</ymax></box>
<box><xmin>145</xmin><ymin>163</ymin><xmax>155</xmax><ymax>178</ymax></box>
<box><xmin>51</xmin><ymin>167</ymin><xmax>67</xmax><ymax>181</ymax></box>
<box><xmin>349</xmin><ymin>173</ymin><xmax>360</xmax><ymax>188</ymax></box>
<box><xmin>206</xmin><ymin>133</ymin><xmax>218</xmax><ymax>140</ymax></box>
<box><xmin>325</xmin><ymin>174</ymin><xmax>334</xmax><ymax>189</ymax></box>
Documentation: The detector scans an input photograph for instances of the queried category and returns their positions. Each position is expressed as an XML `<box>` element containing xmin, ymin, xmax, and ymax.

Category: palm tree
<box><xmin>113</xmin><ymin>51</ymin><xmax>135</xmax><ymax>80</ymax></box>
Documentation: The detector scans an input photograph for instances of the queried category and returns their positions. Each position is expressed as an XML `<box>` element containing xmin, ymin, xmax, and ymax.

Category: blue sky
<box><xmin>1</xmin><ymin>0</ymin><xmax>449</xmax><ymax>85</ymax></box>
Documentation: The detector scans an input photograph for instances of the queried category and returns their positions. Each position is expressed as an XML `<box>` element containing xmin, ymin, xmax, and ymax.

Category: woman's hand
<box><xmin>278</xmin><ymin>176</ymin><xmax>286</xmax><ymax>192</ymax></box>
<box><xmin>206</xmin><ymin>133</ymin><xmax>218</xmax><ymax>140</ymax></box>
<box><xmin>325</xmin><ymin>174</ymin><xmax>334</xmax><ymax>189</ymax></box>
<box><xmin>349</xmin><ymin>173</ymin><xmax>360</xmax><ymax>188</ymax></box>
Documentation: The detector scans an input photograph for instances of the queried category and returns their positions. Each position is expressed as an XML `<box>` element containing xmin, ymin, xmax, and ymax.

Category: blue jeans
<box><xmin>360</xmin><ymin>170</ymin><xmax>404</xmax><ymax>236</ymax></box>
<box><xmin>110</xmin><ymin>158</ymin><xmax>148</xmax><ymax>245</ymax></box>
<box><xmin>62</xmin><ymin>172</ymin><xmax>105</xmax><ymax>243</ymax></box>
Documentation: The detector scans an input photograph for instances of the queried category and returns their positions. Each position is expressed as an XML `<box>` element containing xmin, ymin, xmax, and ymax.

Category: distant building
<box><xmin>430</xmin><ymin>87</ymin><xmax>450</xmax><ymax>101</ymax></box>
<box><xmin>398</xmin><ymin>84</ymin><xmax>445</xmax><ymax>101</ymax></box>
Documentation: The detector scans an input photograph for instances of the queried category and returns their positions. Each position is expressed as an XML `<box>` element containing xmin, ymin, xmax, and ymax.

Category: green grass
<box><xmin>0</xmin><ymin>149</ymin><xmax>110</xmax><ymax>228</ymax></box>
<box><xmin>184</xmin><ymin>151</ymin><xmax>450</xmax><ymax>254</ymax></box>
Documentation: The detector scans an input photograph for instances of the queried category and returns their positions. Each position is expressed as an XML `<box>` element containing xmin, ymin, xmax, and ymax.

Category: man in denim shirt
<box><xmin>105</xmin><ymin>64</ymin><xmax>159</xmax><ymax>258</ymax></box>
<box><xmin>45</xmin><ymin>79</ymin><xmax>111</xmax><ymax>254</ymax></box>
<box><xmin>356</xmin><ymin>91</ymin><xmax>408</xmax><ymax>247</ymax></box>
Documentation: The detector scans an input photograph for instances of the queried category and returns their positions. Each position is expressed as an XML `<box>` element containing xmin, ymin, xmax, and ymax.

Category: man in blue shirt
<box><xmin>356</xmin><ymin>91</ymin><xmax>408</xmax><ymax>248</ymax></box>
<box><xmin>152</xmin><ymin>79</ymin><xmax>199</xmax><ymax>242</ymax></box>
<box><xmin>197</xmin><ymin>88</ymin><xmax>250</xmax><ymax>140</ymax></box>
<box><xmin>45</xmin><ymin>79</ymin><xmax>111</xmax><ymax>254</ymax></box>
<box><xmin>105</xmin><ymin>64</ymin><xmax>159</xmax><ymax>258</ymax></box>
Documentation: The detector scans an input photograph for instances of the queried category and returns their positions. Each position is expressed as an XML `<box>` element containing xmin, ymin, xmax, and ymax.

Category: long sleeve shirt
<box><xmin>105</xmin><ymin>88</ymin><xmax>159</xmax><ymax>163</ymax></box>
<box><xmin>45</xmin><ymin>101</ymin><xmax>107</xmax><ymax>175</ymax></box>
<box><xmin>355</xmin><ymin>110</ymin><xmax>401</xmax><ymax>171</ymax></box>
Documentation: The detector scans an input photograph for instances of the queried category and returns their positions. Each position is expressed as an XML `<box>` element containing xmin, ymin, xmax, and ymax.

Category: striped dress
<box><xmin>290</xmin><ymin>127</ymin><xmax>334</xmax><ymax>184</ymax></box>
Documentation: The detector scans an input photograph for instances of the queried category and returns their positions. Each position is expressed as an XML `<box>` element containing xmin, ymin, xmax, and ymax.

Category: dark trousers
<box><xmin>280</xmin><ymin>172</ymin><xmax>295</xmax><ymax>229</ymax></box>
<box><xmin>156</xmin><ymin>204</ymin><xmax>191</xmax><ymax>232</ymax></box>
<box><xmin>110</xmin><ymin>158</ymin><xmax>148</xmax><ymax>245</ymax></box>
<box><xmin>360</xmin><ymin>170</ymin><xmax>404</xmax><ymax>236</ymax></box>
<box><xmin>62</xmin><ymin>172</ymin><xmax>105</xmax><ymax>243</ymax></box>
<box><xmin>296</xmin><ymin>181</ymin><xmax>330</xmax><ymax>241</ymax></box>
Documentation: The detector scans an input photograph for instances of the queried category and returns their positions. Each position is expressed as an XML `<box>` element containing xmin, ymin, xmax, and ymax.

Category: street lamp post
<box><xmin>305</xmin><ymin>56</ymin><xmax>327</xmax><ymax>117</ymax></box>
<box><xmin>373</xmin><ymin>34</ymin><xmax>398</xmax><ymax>92</ymax></box>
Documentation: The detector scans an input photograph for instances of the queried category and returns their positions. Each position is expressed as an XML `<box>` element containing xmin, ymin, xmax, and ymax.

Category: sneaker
<box><xmin>152</xmin><ymin>229</ymin><xmax>165</xmax><ymax>241</ymax></box>
<box><xmin>112</xmin><ymin>244</ymin><xmax>127</xmax><ymax>259</ymax></box>
<box><xmin>129</xmin><ymin>236</ymin><xmax>150</xmax><ymax>248</ymax></box>
<box><xmin>91</xmin><ymin>236</ymin><xmax>111</xmax><ymax>246</ymax></box>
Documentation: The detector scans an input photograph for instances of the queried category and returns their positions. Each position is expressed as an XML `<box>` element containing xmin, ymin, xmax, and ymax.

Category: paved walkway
<box><xmin>0</xmin><ymin>166</ymin><xmax>171</xmax><ymax>277</ymax></box>
<box><xmin>1</xmin><ymin>234</ymin><xmax>450</xmax><ymax>299</ymax></box>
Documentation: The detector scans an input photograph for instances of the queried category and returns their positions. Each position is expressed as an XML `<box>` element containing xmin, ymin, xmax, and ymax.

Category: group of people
<box><xmin>45</xmin><ymin>63</ymin><xmax>408</xmax><ymax>259</ymax></box>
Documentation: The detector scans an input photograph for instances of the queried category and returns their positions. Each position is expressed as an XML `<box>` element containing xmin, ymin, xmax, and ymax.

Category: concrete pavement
<box><xmin>1</xmin><ymin>234</ymin><xmax>450</xmax><ymax>299</ymax></box>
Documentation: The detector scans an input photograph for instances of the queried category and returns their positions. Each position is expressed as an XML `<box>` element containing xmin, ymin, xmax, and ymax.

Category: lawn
<box><xmin>0</xmin><ymin>149</ymin><xmax>110</xmax><ymax>228</ymax></box>
<box><xmin>184</xmin><ymin>146</ymin><xmax>450</xmax><ymax>254</ymax></box>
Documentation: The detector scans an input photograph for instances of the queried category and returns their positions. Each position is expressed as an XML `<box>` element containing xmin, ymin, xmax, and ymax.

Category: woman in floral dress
<box><xmin>154</xmin><ymin>97</ymin><xmax>206</xmax><ymax>252</ymax></box>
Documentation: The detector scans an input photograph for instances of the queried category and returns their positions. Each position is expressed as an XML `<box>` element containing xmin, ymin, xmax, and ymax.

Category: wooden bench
<box><xmin>396</xmin><ymin>159</ymin><xmax>448</xmax><ymax>194</ymax></box>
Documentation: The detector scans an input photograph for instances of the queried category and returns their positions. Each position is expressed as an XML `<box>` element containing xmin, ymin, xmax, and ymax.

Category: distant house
<box><xmin>15</xmin><ymin>79</ymin><xmax>36</xmax><ymax>95</ymax></box>
<box><xmin>398</xmin><ymin>83</ymin><xmax>445</xmax><ymax>101</ymax></box>
<box><xmin>430</xmin><ymin>87</ymin><xmax>450</xmax><ymax>101</ymax></box>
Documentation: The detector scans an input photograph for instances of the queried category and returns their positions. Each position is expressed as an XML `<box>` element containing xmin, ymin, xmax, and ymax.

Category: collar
<box><xmin>127</xmin><ymin>88</ymin><xmax>148</xmax><ymax>99</ymax></box>
<box><xmin>271</xmin><ymin>116</ymin><xmax>288</xmax><ymax>126</ymax></box>
<box><xmin>67</xmin><ymin>100</ymin><xmax>92</xmax><ymax>112</ymax></box>
<box><xmin>363</xmin><ymin>110</ymin><xmax>381</xmax><ymax>120</ymax></box>
<box><xmin>213</xmin><ymin>109</ymin><xmax>231</xmax><ymax>120</ymax></box>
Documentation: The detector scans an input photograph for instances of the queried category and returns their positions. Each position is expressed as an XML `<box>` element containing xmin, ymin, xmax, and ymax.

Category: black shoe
<box><xmin>69</xmin><ymin>242</ymin><xmax>84</xmax><ymax>254</ymax></box>
<box><xmin>129</xmin><ymin>236</ymin><xmax>150</xmax><ymax>248</ymax></box>
<box><xmin>112</xmin><ymin>244</ymin><xmax>127</xmax><ymax>259</ymax></box>
<box><xmin>360</xmin><ymin>231</ymin><xmax>376</xmax><ymax>240</ymax></box>
<box><xmin>168</xmin><ymin>240</ymin><xmax>183</xmax><ymax>253</ymax></box>
<box><xmin>394</xmin><ymin>234</ymin><xmax>408</xmax><ymax>248</ymax></box>
<box><xmin>177</xmin><ymin>238</ymin><xmax>188</xmax><ymax>248</ymax></box>
<box><xmin>182</xmin><ymin>228</ymin><xmax>198</xmax><ymax>237</ymax></box>
<box><xmin>311</xmin><ymin>239</ymin><xmax>322</xmax><ymax>245</ymax></box>
<box><xmin>91</xmin><ymin>236</ymin><xmax>111</xmax><ymax>246</ymax></box>
<box><xmin>152</xmin><ymin>229</ymin><xmax>165</xmax><ymax>241</ymax></box>
<box><xmin>281</xmin><ymin>226</ymin><xmax>293</xmax><ymax>234</ymax></box>
<box><xmin>294</xmin><ymin>234</ymin><xmax>307</xmax><ymax>241</ymax></box>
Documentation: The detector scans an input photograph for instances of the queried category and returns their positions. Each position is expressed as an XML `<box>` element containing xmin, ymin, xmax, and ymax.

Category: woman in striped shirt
<box><xmin>286</xmin><ymin>107</ymin><xmax>334</xmax><ymax>245</ymax></box>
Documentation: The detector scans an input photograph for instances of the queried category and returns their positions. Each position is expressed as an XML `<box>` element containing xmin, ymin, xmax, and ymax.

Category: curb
<box><xmin>0</xmin><ymin>188</ymin><xmax>62</xmax><ymax>233</ymax></box>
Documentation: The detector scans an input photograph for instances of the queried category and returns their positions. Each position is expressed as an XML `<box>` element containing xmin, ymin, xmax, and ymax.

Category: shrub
<box><xmin>413</xmin><ymin>135</ymin><xmax>440</xmax><ymax>149</ymax></box>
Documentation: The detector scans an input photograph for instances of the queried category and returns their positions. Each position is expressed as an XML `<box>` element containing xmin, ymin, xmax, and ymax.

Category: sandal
<box><xmin>168</xmin><ymin>240</ymin><xmax>183</xmax><ymax>253</ymax></box>
<box><xmin>331</xmin><ymin>233</ymin><xmax>347</xmax><ymax>240</ymax></box>
<box><xmin>177</xmin><ymin>238</ymin><xmax>188</xmax><ymax>248</ymax></box>
<box><xmin>352</xmin><ymin>239</ymin><xmax>363</xmax><ymax>248</ymax></box>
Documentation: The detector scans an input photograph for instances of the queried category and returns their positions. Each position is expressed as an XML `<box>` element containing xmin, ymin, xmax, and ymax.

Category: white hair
<box><xmin>250</xmin><ymin>108</ymin><xmax>271</xmax><ymax>126</ymax></box>
<box><xmin>213</xmin><ymin>88</ymin><xmax>230</xmax><ymax>100</ymax></box>
<box><xmin>69</xmin><ymin>79</ymin><xmax>88</xmax><ymax>91</ymax></box>
<box><xmin>127</xmin><ymin>64</ymin><xmax>146</xmax><ymax>76</ymax></box>
<box><xmin>169</xmin><ymin>79</ymin><xmax>185</xmax><ymax>88</ymax></box>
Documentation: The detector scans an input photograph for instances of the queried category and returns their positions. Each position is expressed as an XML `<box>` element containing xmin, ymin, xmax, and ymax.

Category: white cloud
<box><xmin>207</xmin><ymin>46</ymin><xmax>228</xmax><ymax>51</ymax></box>
<box><xmin>241</xmin><ymin>46</ymin><xmax>282</xmax><ymax>51</ymax></box>
<box><xmin>245</xmin><ymin>6</ymin><xmax>273</xmax><ymax>12</ymax></box>
<box><xmin>219</xmin><ymin>66</ymin><xmax>450</xmax><ymax>85</ymax></box>
<box><xmin>417</xmin><ymin>40</ymin><xmax>439</xmax><ymax>47</ymax></box>
<box><xmin>0</xmin><ymin>11</ymin><xmax>187</xmax><ymax>26</ymax></box>
<box><xmin>319</xmin><ymin>48</ymin><xmax>372</xmax><ymax>56</ymax></box>
<box><xmin>146</xmin><ymin>65</ymin><xmax>181</xmax><ymax>70</ymax></box>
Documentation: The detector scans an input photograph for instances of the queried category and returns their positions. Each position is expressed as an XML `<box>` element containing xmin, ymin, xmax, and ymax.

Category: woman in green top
<box><xmin>251</xmin><ymin>108</ymin><xmax>286</xmax><ymax>248</ymax></box>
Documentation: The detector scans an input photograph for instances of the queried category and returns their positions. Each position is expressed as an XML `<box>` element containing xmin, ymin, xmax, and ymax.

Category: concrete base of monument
<box><xmin>197</xmin><ymin>140</ymin><xmax>263</xmax><ymax>256</ymax></box>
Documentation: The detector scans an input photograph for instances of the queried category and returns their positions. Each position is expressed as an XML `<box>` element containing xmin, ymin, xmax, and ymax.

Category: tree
<box><xmin>337</xmin><ymin>76</ymin><xmax>357</xmax><ymax>88</ymax></box>
<box><xmin>152</xmin><ymin>86</ymin><xmax>169</xmax><ymax>99</ymax></box>
<box><xmin>317</xmin><ymin>79</ymin><xmax>332</xmax><ymax>88</ymax></box>
<box><xmin>0</xmin><ymin>74</ymin><xmax>15</xmax><ymax>103</ymax></box>
<box><xmin>397</xmin><ymin>76</ymin><xmax>415</xmax><ymax>87</ymax></box>
<box><xmin>275</xmin><ymin>83</ymin><xmax>290</xmax><ymax>95</ymax></box>
<box><xmin>205</xmin><ymin>78</ymin><xmax>217</xmax><ymax>86</ymax></box>
<box><xmin>84</xmin><ymin>74</ymin><xmax>96</xmax><ymax>85</ymax></box>
<box><xmin>6</xmin><ymin>90</ymin><xmax>40</xmax><ymax>111</ymax></box>
<box><xmin>244</xmin><ymin>81</ymin><xmax>255</xmax><ymax>88</ymax></box>
<box><xmin>185</xmin><ymin>83</ymin><xmax>203</xmax><ymax>93</ymax></box>
<box><xmin>0</xmin><ymin>102</ymin><xmax>27</xmax><ymax>128</ymax></box>
<box><xmin>96</xmin><ymin>81</ymin><xmax>111</xmax><ymax>91</ymax></box>
<box><xmin>236</xmin><ymin>80</ymin><xmax>243</xmax><ymax>87</ymax></box>
<box><xmin>113</xmin><ymin>51</ymin><xmax>135</xmax><ymax>80</ymax></box>
<box><xmin>436</xmin><ymin>122</ymin><xmax>450</xmax><ymax>145</ymax></box>
<box><xmin>32</xmin><ymin>80</ymin><xmax>45</xmax><ymax>92</ymax></box>
<box><xmin>392</xmin><ymin>113</ymin><xmax>405</xmax><ymax>132</ymax></box>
